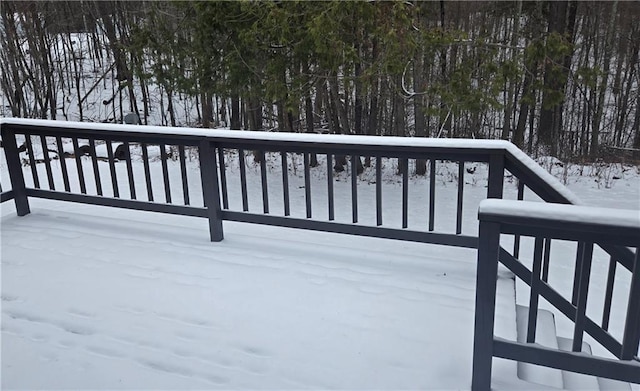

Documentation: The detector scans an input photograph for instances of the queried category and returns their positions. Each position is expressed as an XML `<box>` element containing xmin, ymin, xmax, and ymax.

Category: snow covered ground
<box><xmin>1</xmin><ymin>137</ymin><xmax>639</xmax><ymax>389</ymax></box>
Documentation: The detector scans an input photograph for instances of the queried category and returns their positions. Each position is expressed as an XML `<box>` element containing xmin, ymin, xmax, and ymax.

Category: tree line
<box><xmin>1</xmin><ymin>0</ymin><xmax>638</xmax><ymax>162</ymax></box>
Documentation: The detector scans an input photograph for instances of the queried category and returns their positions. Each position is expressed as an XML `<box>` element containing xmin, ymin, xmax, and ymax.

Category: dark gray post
<box><xmin>3</xmin><ymin>128</ymin><xmax>30</xmax><ymax>216</ymax></box>
<box><xmin>621</xmin><ymin>248</ymin><xmax>640</xmax><ymax>360</ymax></box>
<box><xmin>198</xmin><ymin>140</ymin><xmax>223</xmax><ymax>242</ymax></box>
<box><xmin>487</xmin><ymin>154</ymin><xmax>504</xmax><ymax>199</ymax></box>
<box><xmin>471</xmin><ymin>220</ymin><xmax>502</xmax><ymax>391</ymax></box>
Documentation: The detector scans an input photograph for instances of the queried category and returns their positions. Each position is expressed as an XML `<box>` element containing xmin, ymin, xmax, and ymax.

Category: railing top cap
<box><xmin>479</xmin><ymin>199</ymin><xmax>640</xmax><ymax>231</ymax></box>
<box><xmin>1</xmin><ymin>118</ymin><xmax>514</xmax><ymax>150</ymax></box>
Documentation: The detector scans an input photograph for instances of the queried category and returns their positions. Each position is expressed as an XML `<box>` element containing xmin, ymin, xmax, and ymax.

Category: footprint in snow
<box><xmin>240</xmin><ymin>346</ymin><xmax>271</xmax><ymax>358</ymax></box>
<box><xmin>67</xmin><ymin>307</ymin><xmax>98</xmax><ymax>319</ymax></box>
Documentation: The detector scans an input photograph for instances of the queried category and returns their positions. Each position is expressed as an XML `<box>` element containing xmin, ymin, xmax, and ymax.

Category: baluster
<box><xmin>72</xmin><ymin>138</ymin><xmax>86</xmax><ymax>194</ymax></box>
<box><xmin>56</xmin><ymin>136</ymin><xmax>71</xmax><ymax>192</ymax></box>
<box><xmin>572</xmin><ymin>242</ymin><xmax>594</xmax><ymax>352</ymax></box>
<box><xmin>401</xmin><ymin>157</ymin><xmax>408</xmax><ymax>228</ymax></box>
<box><xmin>429</xmin><ymin>158</ymin><xmax>436</xmax><ymax>231</ymax></box>
<box><xmin>141</xmin><ymin>143</ymin><xmax>153</xmax><ymax>202</ymax></box>
<box><xmin>40</xmin><ymin>135</ymin><xmax>55</xmax><ymax>190</ymax></box>
<box><xmin>123</xmin><ymin>142</ymin><xmax>136</xmax><ymax>199</ymax></box>
<box><xmin>351</xmin><ymin>154</ymin><xmax>358</xmax><ymax>223</ymax></box>
<box><xmin>304</xmin><ymin>152</ymin><xmax>312</xmax><ymax>218</ymax></box>
<box><xmin>260</xmin><ymin>150</ymin><xmax>269</xmax><ymax>214</ymax></box>
<box><xmin>217</xmin><ymin>148</ymin><xmax>228</xmax><ymax>209</ymax></box>
<box><xmin>527</xmin><ymin>237</ymin><xmax>545</xmax><ymax>343</ymax></box>
<box><xmin>238</xmin><ymin>149</ymin><xmax>248</xmax><ymax>211</ymax></box>
<box><xmin>160</xmin><ymin>144</ymin><xmax>171</xmax><ymax>203</ymax></box>
<box><xmin>602</xmin><ymin>256</ymin><xmax>617</xmax><ymax>331</ymax></box>
<box><xmin>178</xmin><ymin>145</ymin><xmax>190</xmax><ymax>205</ymax></box>
<box><xmin>327</xmin><ymin>153</ymin><xmax>334</xmax><ymax>221</ymax></box>
<box><xmin>105</xmin><ymin>141</ymin><xmax>119</xmax><ymax>197</ymax></box>
<box><xmin>89</xmin><ymin>139</ymin><xmax>102</xmax><ymax>196</ymax></box>
<box><xmin>281</xmin><ymin>152</ymin><xmax>290</xmax><ymax>216</ymax></box>
<box><xmin>376</xmin><ymin>156</ymin><xmax>382</xmax><ymax>226</ymax></box>
<box><xmin>456</xmin><ymin>160</ymin><xmax>464</xmax><ymax>234</ymax></box>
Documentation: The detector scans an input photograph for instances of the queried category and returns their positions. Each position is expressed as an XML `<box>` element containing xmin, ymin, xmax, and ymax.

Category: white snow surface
<box><xmin>2</xmin><ymin>200</ymin><xmax>518</xmax><ymax>390</ymax></box>
<box><xmin>479</xmin><ymin>199</ymin><xmax>640</xmax><ymax>229</ymax></box>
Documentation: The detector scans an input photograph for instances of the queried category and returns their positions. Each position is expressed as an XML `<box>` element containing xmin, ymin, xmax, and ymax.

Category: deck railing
<box><xmin>472</xmin><ymin>200</ymin><xmax>640</xmax><ymax>389</ymax></box>
<box><xmin>1</xmin><ymin>118</ymin><xmax>637</xmax><ymax>388</ymax></box>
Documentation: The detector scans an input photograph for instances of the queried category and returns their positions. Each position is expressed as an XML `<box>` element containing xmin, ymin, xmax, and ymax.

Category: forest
<box><xmin>1</xmin><ymin>1</ymin><xmax>639</xmax><ymax>162</ymax></box>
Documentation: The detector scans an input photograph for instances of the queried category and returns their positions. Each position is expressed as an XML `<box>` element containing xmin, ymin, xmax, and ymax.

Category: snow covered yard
<box><xmin>2</xmin><ymin>198</ymin><xmax>519</xmax><ymax>389</ymax></box>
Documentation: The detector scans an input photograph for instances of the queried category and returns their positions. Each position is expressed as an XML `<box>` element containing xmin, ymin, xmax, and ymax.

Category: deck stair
<box><xmin>515</xmin><ymin>305</ymin><xmax>632</xmax><ymax>391</ymax></box>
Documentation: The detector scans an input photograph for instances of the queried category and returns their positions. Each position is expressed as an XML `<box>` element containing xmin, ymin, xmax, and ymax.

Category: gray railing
<box><xmin>472</xmin><ymin>199</ymin><xmax>640</xmax><ymax>389</ymax></box>
<box><xmin>1</xmin><ymin>118</ymin><xmax>521</xmax><ymax>248</ymax></box>
<box><xmin>1</xmin><ymin>118</ymin><xmax>637</xmax><ymax>388</ymax></box>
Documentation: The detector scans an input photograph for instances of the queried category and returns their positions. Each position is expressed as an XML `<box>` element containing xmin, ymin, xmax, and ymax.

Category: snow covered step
<box><xmin>556</xmin><ymin>336</ymin><xmax>632</xmax><ymax>391</ymax></box>
<box><xmin>597</xmin><ymin>377</ymin><xmax>633</xmax><ymax>391</ymax></box>
<box><xmin>515</xmin><ymin>305</ymin><xmax>564</xmax><ymax>389</ymax></box>
<box><xmin>556</xmin><ymin>336</ymin><xmax>600</xmax><ymax>390</ymax></box>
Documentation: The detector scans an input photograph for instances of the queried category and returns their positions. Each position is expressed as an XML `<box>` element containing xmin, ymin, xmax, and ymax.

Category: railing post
<box><xmin>2</xmin><ymin>127</ymin><xmax>30</xmax><ymax>216</ymax></box>
<box><xmin>487</xmin><ymin>154</ymin><xmax>504</xmax><ymax>199</ymax></box>
<box><xmin>472</xmin><ymin>219</ymin><xmax>502</xmax><ymax>391</ymax></box>
<box><xmin>621</xmin><ymin>248</ymin><xmax>640</xmax><ymax>360</ymax></box>
<box><xmin>199</xmin><ymin>140</ymin><xmax>223</xmax><ymax>242</ymax></box>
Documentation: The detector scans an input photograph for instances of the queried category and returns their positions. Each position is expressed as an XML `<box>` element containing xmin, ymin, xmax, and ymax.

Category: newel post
<box><xmin>198</xmin><ymin>140</ymin><xmax>223</xmax><ymax>242</ymax></box>
<box><xmin>487</xmin><ymin>153</ymin><xmax>505</xmax><ymax>199</ymax></box>
<box><xmin>2</xmin><ymin>126</ymin><xmax>30</xmax><ymax>216</ymax></box>
<box><xmin>471</xmin><ymin>218</ymin><xmax>502</xmax><ymax>391</ymax></box>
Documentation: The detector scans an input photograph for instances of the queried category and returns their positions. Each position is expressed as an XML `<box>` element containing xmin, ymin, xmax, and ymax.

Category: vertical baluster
<box><xmin>376</xmin><ymin>156</ymin><xmax>382</xmax><ymax>226</ymax></box>
<box><xmin>527</xmin><ymin>237</ymin><xmax>545</xmax><ymax>343</ymax></box>
<box><xmin>351</xmin><ymin>154</ymin><xmax>357</xmax><ymax>223</ymax></box>
<box><xmin>572</xmin><ymin>242</ymin><xmax>594</xmax><ymax>352</ymax></box>
<box><xmin>401</xmin><ymin>158</ymin><xmax>408</xmax><ymax>228</ymax></box>
<box><xmin>72</xmin><ymin>138</ymin><xmax>87</xmax><ymax>194</ymax></box>
<box><xmin>238</xmin><ymin>149</ymin><xmax>248</xmax><ymax>211</ymax></box>
<box><xmin>456</xmin><ymin>160</ymin><xmax>464</xmax><ymax>234</ymax></box>
<box><xmin>105</xmin><ymin>141</ymin><xmax>119</xmax><ymax>198</ymax></box>
<box><xmin>40</xmin><ymin>136</ymin><xmax>55</xmax><ymax>190</ymax></box>
<box><xmin>89</xmin><ymin>139</ymin><xmax>102</xmax><ymax>196</ymax></box>
<box><xmin>327</xmin><ymin>153</ymin><xmax>334</xmax><ymax>221</ymax></box>
<box><xmin>620</xmin><ymin>248</ymin><xmax>640</xmax><ymax>360</ymax></box>
<box><xmin>513</xmin><ymin>180</ymin><xmax>525</xmax><ymax>258</ymax></box>
<box><xmin>123</xmin><ymin>142</ymin><xmax>136</xmax><ymax>199</ymax></box>
<box><xmin>178</xmin><ymin>145</ymin><xmax>190</xmax><ymax>205</ymax></box>
<box><xmin>217</xmin><ymin>148</ymin><xmax>228</xmax><ymax>209</ymax></box>
<box><xmin>542</xmin><ymin>238</ymin><xmax>552</xmax><ymax>282</ymax></box>
<box><xmin>25</xmin><ymin>135</ymin><xmax>40</xmax><ymax>188</ymax></box>
<box><xmin>304</xmin><ymin>152</ymin><xmax>312</xmax><ymax>218</ymax></box>
<box><xmin>141</xmin><ymin>143</ymin><xmax>153</xmax><ymax>201</ymax></box>
<box><xmin>260</xmin><ymin>151</ymin><xmax>269</xmax><ymax>214</ymax></box>
<box><xmin>160</xmin><ymin>144</ymin><xmax>171</xmax><ymax>203</ymax></box>
<box><xmin>602</xmin><ymin>256</ymin><xmax>617</xmax><ymax>331</ymax></box>
<box><xmin>572</xmin><ymin>242</ymin><xmax>585</xmax><ymax>305</ymax></box>
<box><xmin>429</xmin><ymin>158</ymin><xmax>436</xmax><ymax>231</ymax></box>
<box><xmin>56</xmin><ymin>136</ymin><xmax>71</xmax><ymax>192</ymax></box>
<box><xmin>281</xmin><ymin>152</ymin><xmax>290</xmax><ymax>216</ymax></box>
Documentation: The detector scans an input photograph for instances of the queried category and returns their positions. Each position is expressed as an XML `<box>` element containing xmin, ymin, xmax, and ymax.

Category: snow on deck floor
<box><xmin>1</xmin><ymin>199</ymin><xmax>516</xmax><ymax>389</ymax></box>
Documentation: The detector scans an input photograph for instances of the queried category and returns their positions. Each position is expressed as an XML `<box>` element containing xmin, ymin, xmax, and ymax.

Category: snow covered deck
<box><xmin>1</xmin><ymin>198</ymin><xmax>518</xmax><ymax>389</ymax></box>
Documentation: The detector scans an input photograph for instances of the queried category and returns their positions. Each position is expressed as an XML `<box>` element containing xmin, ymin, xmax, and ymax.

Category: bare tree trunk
<box><xmin>591</xmin><ymin>1</ymin><xmax>618</xmax><ymax>157</ymax></box>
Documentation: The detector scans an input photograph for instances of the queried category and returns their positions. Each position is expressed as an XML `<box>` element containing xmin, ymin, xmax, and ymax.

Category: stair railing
<box><xmin>472</xmin><ymin>199</ymin><xmax>640</xmax><ymax>390</ymax></box>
